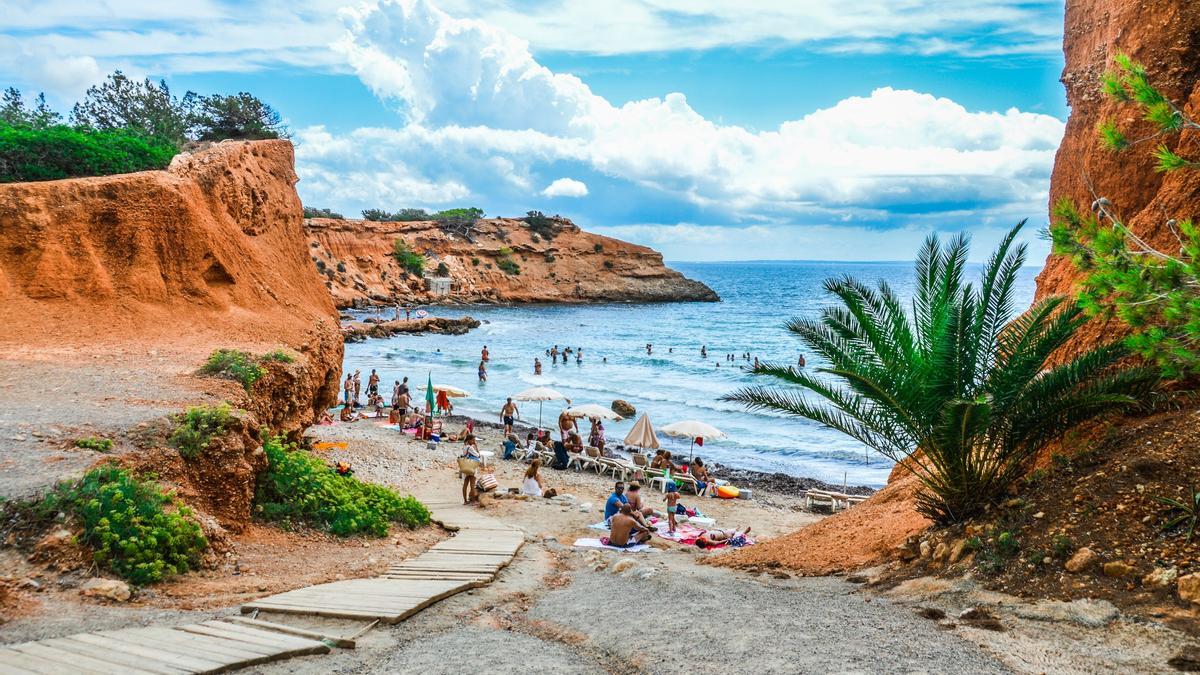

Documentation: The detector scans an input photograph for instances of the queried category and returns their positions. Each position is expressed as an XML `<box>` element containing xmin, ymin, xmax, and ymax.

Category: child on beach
<box><xmin>664</xmin><ymin>482</ymin><xmax>681</xmax><ymax>534</ymax></box>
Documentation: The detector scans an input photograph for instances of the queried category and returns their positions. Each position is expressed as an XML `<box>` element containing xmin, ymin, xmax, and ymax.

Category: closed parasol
<box><xmin>623</xmin><ymin>413</ymin><xmax>660</xmax><ymax>450</ymax></box>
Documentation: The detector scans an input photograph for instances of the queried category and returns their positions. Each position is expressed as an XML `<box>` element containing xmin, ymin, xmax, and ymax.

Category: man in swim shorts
<box><xmin>500</xmin><ymin>397</ymin><xmax>519</xmax><ymax>435</ymax></box>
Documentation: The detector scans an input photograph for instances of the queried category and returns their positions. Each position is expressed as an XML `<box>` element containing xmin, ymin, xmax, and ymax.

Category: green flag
<box><xmin>426</xmin><ymin>372</ymin><xmax>435</xmax><ymax>412</ymax></box>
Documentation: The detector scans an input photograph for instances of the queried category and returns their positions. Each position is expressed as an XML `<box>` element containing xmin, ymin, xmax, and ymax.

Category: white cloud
<box><xmin>318</xmin><ymin>0</ymin><xmax>1064</xmax><ymax>224</ymax></box>
<box><xmin>541</xmin><ymin>178</ymin><xmax>588</xmax><ymax>198</ymax></box>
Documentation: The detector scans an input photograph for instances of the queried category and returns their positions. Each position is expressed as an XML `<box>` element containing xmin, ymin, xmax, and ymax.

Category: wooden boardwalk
<box><xmin>0</xmin><ymin>620</ymin><xmax>330</xmax><ymax>674</ymax></box>
<box><xmin>0</xmin><ymin>501</ymin><xmax>524</xmax><ymax>674</ymax></box>
<box><xmin>242</xmin><ymin>502</ymin><xmax>524</xmax><ymax>623</ymax></box>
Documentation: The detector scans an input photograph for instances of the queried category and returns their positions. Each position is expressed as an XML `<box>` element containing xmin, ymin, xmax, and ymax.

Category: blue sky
<box><xmin>1</xmin><ymin>0</ymin><xmax>1067</xmax><ymax>262</ymax></box>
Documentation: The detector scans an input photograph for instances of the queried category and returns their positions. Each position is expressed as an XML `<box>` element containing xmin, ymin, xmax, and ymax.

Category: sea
<box><xmin>342</xmin><ymin>261</ymin><xmax>1040</xmax><ymax>487</ymax></box>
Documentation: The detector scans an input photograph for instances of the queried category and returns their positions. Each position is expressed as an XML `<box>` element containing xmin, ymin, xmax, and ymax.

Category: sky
<box><xmin>1</xmin><ymin>0</ymin><xmax>1068</xmax><ymax>262</ymax></box>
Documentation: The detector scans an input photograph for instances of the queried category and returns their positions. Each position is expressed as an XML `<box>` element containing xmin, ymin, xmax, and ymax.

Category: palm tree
<box><xmin>724</xmin><ymin>222</ymin><xmax>1158</xmax><ymax>523</ymax></box>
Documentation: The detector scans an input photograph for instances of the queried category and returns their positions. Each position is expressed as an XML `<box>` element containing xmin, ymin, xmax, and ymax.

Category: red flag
<box><xmin>695</xmin><ymin>437</ymin><xmax>704</xmax><ymax>446</ymax></box>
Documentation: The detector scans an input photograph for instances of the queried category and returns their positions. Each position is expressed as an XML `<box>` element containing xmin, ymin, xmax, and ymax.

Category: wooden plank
<box><xmin>40</xmin><ymin>637</ymin><xmax>189</xmax><ymax>675</ymax></box>
<box><xmin>0</xmin><ymin>649</ymin><xmax>69</xmax><ymax>675</ymax></box>
<box><xmin>177</xmin><ymin>623</ymin><xmax>328</xmax><ymax>654</ymax></box>
<box><xmin>220</xmin><ymin>617</ymin><xmax>357</xmax><ymax>649</ymax></box>
<box><xmin>242</xmin><ymin>601</ymin><xmax>415</xmax><ymax>623</ymax></box>
<box><xmin>137</xmin><ymin>627</ymin><xmax>276</xmax><ymax>661</ymax></box>
<box><xmin>9</xmin><ymin>642</ymin><xmax>151</xmax><ymax>675</ymax></box>
<box><xmin>0</xmin><ymin>652</ymin><xmax>43</xmax><ymax>675</ymax></box>
<box><xmin>71</xmin><ymin>632</ymin><xmax>226</xmax><ymax>673</ymax></box>
<box><xmin>246</xmin><ymin>596</ymin><xmax>424</xmax><ymax>613</ymax></box>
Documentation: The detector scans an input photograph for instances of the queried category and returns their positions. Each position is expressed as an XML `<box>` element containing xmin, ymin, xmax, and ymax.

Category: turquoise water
<box><xmin>342</xmin><ymin>261</ymin><xmax>1040</xmax><ymax>486</ymax></box>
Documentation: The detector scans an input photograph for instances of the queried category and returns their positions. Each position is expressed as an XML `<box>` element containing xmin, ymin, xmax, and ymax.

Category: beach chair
<box><xmin>672</xmin><ymin>473</ymin><xmax>699</xmax><ymax>494</ymax></box>
<box><xmin>804</xmin><ymin>489</ymin><xmax>838</xmax><ymax>511</ymax></box>
<box><xmin>846</xmin><ymin>494</ymin><xmax>868</xmax><ymax>507</ymax></box>
<box><xmin>597</xmin><ymin>452</ymin><xmax>635</xmax><ymax>480</ymax></box>
<box><xmin>568</xmin><ymin>446</ymin><xmax>601</xmax><ymax>472</ymax></box>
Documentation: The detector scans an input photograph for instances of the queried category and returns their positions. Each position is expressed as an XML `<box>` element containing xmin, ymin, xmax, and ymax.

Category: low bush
<box><xmin>302</xmin><ymin>206</ymin><xmax>344</xmax><ymax>219</ymax></box>
<box><xmin>43</xmin><ymin>464</ymin><xmax>207</xmax><ymax>585</ymax></box>
<box><xmin>435</xmin><ymin>261</ymin><xmax>450</xmax><ymax>277</ymax></box>
<box><xmin>393</xmin><ymin>239</ymin><xmax>425</xmax><ymax>277</ymax></box>
<box><xmin>0</xmin><ymin>122</ymin><xmax>177</xmax><ymax>183</ymax></box>
<box><xmin>593</xmin><ymin>243</ymin><xmax>603</xmax><ymax>253</ymax></box>
<box><xmin>256</xmin><ymin>435</ymin><xmax>430</xmax><ymax>536</ymax></box>
<box><xmin>262</xmin><ymin>349</ymin><xmax>294</xmax><ymax>363</ymax></box>
<box><xmin>169</xmin><ymin>403</ymin><xmax>233</xmax><ymax>459</ymax></box>
<box><xmin>471</xmin><ymin>257</ymin><xmax>480</xmax><ymax>266</ymax></box>
<box><xmin>200</xmin><ymin>348</ymin><xmax>264</xmax><ymax>391</ymax></box>
<box><xmin>496</xmin><ymin>256</ymin><xmax>521</xmax><ymax>276</ymax></box>
<box><xmin>74</xmin><ymin>437</ymin><xmax>113</xmax><ymax>453</ymax></box>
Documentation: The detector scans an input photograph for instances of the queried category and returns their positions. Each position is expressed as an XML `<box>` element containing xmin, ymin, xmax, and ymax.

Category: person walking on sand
<box><xmin>501</xmin><ymin>397</ymin><xmax>519</xmax><ymax>435</ymax></box>
<box><xmin>534</xmin><ymin>357</ymin><xmax>542</xmax><ymax>375</ymax></box>
<box><xmin>478</xmin><ymin>360</ymin><xmax>488</xmax><ymax>382</ymax></box>
<box><xmin>368</xmin><ymin>369</ymin><xmax>380</xmax><ymax>398</ymax></box>
<box><xmin>481</xmin><ymin>345</ymin><xmax>489</xmax><ymax>362</ymax></box>
<box><xmin>391</xmin><ymin>380</ymin><xmax>402</xmax><ymax>407</ymax></box>
<box><xmin>558</xmin><ymin>407</ymin><xmax>578</xmax><ymax>442</ymax></box>
<box><xmin>343</xmin><ymin>373</ymin><xmax>353</xmax><ymax>405</ymax></box>
<box><xmin>664</xmin><ymin>482</ymin><xmax>681</xmax><ymax>534</ymax></box>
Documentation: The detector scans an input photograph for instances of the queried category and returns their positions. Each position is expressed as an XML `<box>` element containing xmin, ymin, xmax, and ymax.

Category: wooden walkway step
<box><xmin>0</xmin><ymin>620</ymin><xmax>329</xmax><ymax>675</ymax></box>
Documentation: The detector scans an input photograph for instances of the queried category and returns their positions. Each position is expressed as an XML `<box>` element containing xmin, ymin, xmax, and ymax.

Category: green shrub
<box><xmin>262</xmin><ymin>349</ymin><xmax>294</xmax><ymax>363</ymax></box>
<box><xmin>432</xmin><ymin>207</ymin><xmax>483</xmax><ymax>229</ymax></box>
<box><xmin>200</xmin><ymin>348</ymin><xmax>264</xmax><ymax>391</ymax></box>
<box><xmin>43</xmin><ymin>465</ymin><xmax>207</xmax><ymax>585</ymax></box>
<box><xmin>303</xmin><ymin>206</ymin><xmax>344</xmax><ymax>219</ymax></box>
<box><xmin>544</xmin><ymin>253</ymin><xmax>556</xmax><ymax>263</ymax></box>
<box><xmin>1052</xmin><ymin>534</ymin><xmax>1074</xmax><ymax>559</ymax></box>
<box><xmin>603</xmin><ymin>260</ymin><xmax>614</xmax><ymax>269</ymax></box>
<box><xmin>593</xmin><ymin>243</ymin><xmax>603</xmax><ymax>253</ymax></box>
<box><xmin>523</xmin><ymin>210</ymin><xmax>558</xmax><ymax>239</ymax></box>
<box><xmin>169</xmin><ymin>403</ymin><xmax>233</xmax><ymax>459</ymax></box>
<box><xmin>0</xmin><ymin>122</ymin><xmax>177</xmax><ymax>183</ymax></box>
<box><xmin>436</xmin><ymin>261</ymin><xmax>450</xmax><ymax>277</ymax></box>
<box><xmin>498</xmin><ymin>246</ymin><xmax>513</xmax><ymax>257</ymax></box>
<box><xmin>335</xmin><ymin>262</ymin><xmax>346</xmax><ymax>273</ymax></box>
<box><xmin>393</xmin><ymin>239</ymin><xmax>425</xmax><ymax>277</ymax></box>
<box><xmin>74</xmin><ymin>437</ymin><xmax>113</xmax><ymax>453</ymax></box>
<box><xmin>256</xmin><ymin>435</ymin><xmax>430</xmax><ymax>536</ymax></box>
<box><xmin>363</xmin><ymin>208</ymin><xmax>429</xmax><ymax>222</ymax></box>
<box><xmin>496</xmin><ymin>256</ymin><xmax>521</xmax><ymax>276</ymax></box>
<box><xmin>471</xmin><ymin>257</ymin><xmax>480</xmax><ymax>266</ymax></box>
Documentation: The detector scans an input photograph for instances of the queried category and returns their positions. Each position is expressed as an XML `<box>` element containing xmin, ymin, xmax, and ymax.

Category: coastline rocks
<box><xmin>1064</xmin><ymin>547</ymin><xmax>1098</xmax><ymax>573</ymax></box>
<box><xmin>343</xmin><ymin>316</ymin><xmax>481</xmax><ymax>342</ymax></box>
<box><xmin>612</xmin><ymin>400</ymin><xmax>637</xmax><ymax>418</ymax></box>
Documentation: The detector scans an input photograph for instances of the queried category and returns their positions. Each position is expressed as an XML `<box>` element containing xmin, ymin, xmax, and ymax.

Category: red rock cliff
<box><xmin>305</xmin><ymin>216</ymin><xmax>719</xmax><ymax>307</ymax></box>
<box><xmin>1037</xmin><ymin>0</ymin><xmax>1200</xmax><ymax>355</ymax></box>
<box><xmin>0</xmin><ymin>140</ymin><xmax>344</xmax><ymax>431</ymax></box>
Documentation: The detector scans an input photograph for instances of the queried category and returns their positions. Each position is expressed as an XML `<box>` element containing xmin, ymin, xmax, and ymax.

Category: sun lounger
<box><xmin>803</xmin><ymin>489</ymin><xmax>838</xmax><ymax>511</ymax></box>
<box><xmin>846</xmin><ymin>495</ymin><xmax>868</xmax><ymax>507</ymax></box>
<box><xmin>597</xmin><ymin>453</ymin><xmax>636</xmax><ymax>480</ymax></box>
<box><xmin>568</xmin><ymin>446</ymin><xmax>602</xmax><ymax>472</ymax></box>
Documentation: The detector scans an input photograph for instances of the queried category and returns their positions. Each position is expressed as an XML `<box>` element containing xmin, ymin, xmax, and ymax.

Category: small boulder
<box><xmin>1103</xmin><ymin>561</ymin><xmax>1134</xmax><ymax>578</ymax></box>
<box><xmin>1064</xmin><ymin>547</ymin><xmax>1098</xmax><ymax>573</ymax></box>
<box><xmin>612</xmin><ymin>400</ymin><xmax>637</xmax><ymax>418</ymax></box>
<box><xmin>932</xmin><ymin>542</ymin><xmax>949</xmax><ymax>563</ymax></box>
<box><xmin>1143</xmin><ymin>567</ymin><xmax>1179</xmax><ymax>590</ymax></box>
<box><xmin>610</xmin><ymin>559</ymin><xmax>637</xmax><ymax>575</ymax></box>
<box><xmin>80</xmin><ymin>578</ymin><xmax>131</xmax><ymax>602</ymax></box>
<box><xmin>919</xmin><ymin>540</ymin><xmax>932</xmax><ymax>559</ymax></box>
<box><xmin>578</xmin><ymin>502</ymin><xmax>593</xmax><ymax>513</ymax></box>
<box><xmin>916</xmin><ymin>606</ymin><xmax>946</xmax><ymax>620</ymax></box>
<box><xmin>1178</xmin><ymin>573</ymin><xmax>1200</xmax><ymax>606</ymax></box>
<box><xmin>948</xmin><ymin>538</ymin><xmax>968</xmax><ymax>564</ymax></box>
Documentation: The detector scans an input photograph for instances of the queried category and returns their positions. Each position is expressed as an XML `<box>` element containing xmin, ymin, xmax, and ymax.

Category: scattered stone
<box><xmin>958</xmin><ymin>607</ymin><xmax>1005</xmax><ymax>632</ymax></box>
<box><xmin>919</xmin><ymin>540</ymin><xmax>932</xmax><ymax>559</ymax></box>
<box><xmin>1103</xmin><ymin>561</ymin><xmax>1134</xmax><ymax>578</ymax></box>
<box><xmin>916</xmin><ymin>606</ymin><xmax>946</xmax><ymax>620</ymax></box>
<box><xmin>771</xmin><ymin>571</ymin><xmax>791</xmax><ymax>580</ymax></box>
<box><xmin>1033</xmin><ymin>511</ymin><xmax>1045</xmax><ymax>519</ymax></box>
<box><xmin>1178</xmin><ymin>574</ymin><xmax>1200</xmax><ymax>606</ymax></box>
<box><xmin>630</xmin><ymin>567</ymin><xmax>657</xmax><ymax>580</ymax></box>
<box><xmin>578</xmin><ymin>502</ymin><xmax>593</xmax><ymax>513</ymax></box>
<box><xmin>80</xmin><ymin>578</ymin><xmax>131</xmax><ymax>602</ymax></box>
<box><xmin>1143</xmin><ymin>567</ymin><xmax>1179</xmax><ymax>590</ymax></box>
<box><xmin>845</xmin><ymin>575</ymin><xmax>868</xmax><ymax>584</ymax></box>
<box><xmin>948</xmin><ymin>539</ymin><xmax>968</xmax><ymax>564</ymax></box>
<box><xmin>1168</xmin><ymin>646</ymin><xmax>1200</xmax><ymax>672</ymax></box>
<box><xmin>610</xmin><ymin>559</ymin><xmax>636</xmax><ymax>575</ymax></box>
<box><xmin>1012</xmin><ymin>599</ymin><xmax>1119</xmax><ymax>627</ymax></box>
<box><xmin>1065</xmin><ymin>547</ymin><xmax>1098</xmax><ymax>573</ymax></box>
<box><xmin>932</xmin><ymin>542</ymin><xmax>949</xmax><ymax>563</ymax></box>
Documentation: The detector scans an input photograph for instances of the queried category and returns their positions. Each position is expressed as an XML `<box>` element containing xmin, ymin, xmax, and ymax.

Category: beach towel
<box><xmin>573</xmin><ymin>537</ymin><xmax>652</xmax><ymax>552</ymax></box>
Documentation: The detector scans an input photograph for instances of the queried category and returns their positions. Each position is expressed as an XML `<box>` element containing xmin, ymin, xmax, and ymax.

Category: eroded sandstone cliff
<box><xmin>305</xmin><ymin>216</ymin><xmax>719</xmax><ymax>307</ymax></box>
<box><xmin>1037</xmin><ymin>0</ymin><xmax>1200</xmax><ymax>356</ymax></box>
<box><xmin>0</xmin><ymin>140</ymin><xmax>342</xmax><ymax>529</ymax></box>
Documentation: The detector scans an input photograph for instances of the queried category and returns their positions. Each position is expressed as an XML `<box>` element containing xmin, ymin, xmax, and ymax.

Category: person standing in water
<box><xmin>646</xmin><ymin>343</ymin><xmax>653</xmax><ymax>355</ymax></box>
<box><xmin>343</xmin><ymin>373</ymin><xmax>353</xmax><ymax>405</ymax></box>
<box><xmin>576</xmin><ymin>347</ymin><xmax>583</xmax><ymax>364</ymax></box>
<box><xmin>534</xmin><ymin>357</ymin><xmax>542</xmax><ymax>375</ymax></box>
<box><xmin>700</xmin><ymin>345</ymin><xmax>707</xmax><ymax>358</ymax></box>
<box><xmin>478</xmin><ymin>360</ymin><xmax>487</xmax><ymax>382</ymax></box>
<box><xmin>798</xmin><ymin>354</ymin><xmax>806</xmax><ymax>367</ymax></box>
<box><xmin>481</xmin><ymin>345</ymin><xmax>489</xmax><ymax>362</ymax></box>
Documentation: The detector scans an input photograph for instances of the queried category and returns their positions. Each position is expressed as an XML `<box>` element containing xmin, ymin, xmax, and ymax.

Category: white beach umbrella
<box><xmin>623</xmin><ymin>414</ymin><xmax>660</xmax><ymax>450</ymax></box>
<box><xmin>419</xmin><ymin>383</ymin><xmax>471</xmax><ymax>397</ymax></box>
<box><xmin>564</xmin><ymin>404</ymin><xmax>623</xmax><ymax>421</ymax></box>
<box><xmin>514</xmin><ymin>387</ymin><xmax>568</xmax><ymax>430</ymax></box>
<box><xmin>661</xmin><ymin>420</ymin><xmax>726</xmax><ymax>460</ymax></box>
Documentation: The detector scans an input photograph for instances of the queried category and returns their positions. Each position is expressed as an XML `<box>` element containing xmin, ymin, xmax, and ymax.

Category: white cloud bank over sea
<box><xmin>291</xmin><ymin>0</ymin><xmax>1064</xmax><ymax>261</ymax></box>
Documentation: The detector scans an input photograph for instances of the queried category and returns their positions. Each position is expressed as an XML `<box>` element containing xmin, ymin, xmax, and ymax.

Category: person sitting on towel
<box><xmin>604</xmin><ymin>481</ymin><xmax>628</xmax><ymax>521</ymax></box>
<box><xmin>607</xmin><ymin>504</ymin><xmax>651</xmax><ymax>548</ymax></box>
<box><xmin>695</xmin><ymin>526</ymin><xmax>753</xmax><ymax>549</ymax></box>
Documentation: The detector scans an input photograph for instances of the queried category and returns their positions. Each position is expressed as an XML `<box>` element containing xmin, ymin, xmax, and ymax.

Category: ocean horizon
<box><xmin>342</xmin><ymin>259</ymin><xmax>1041</xmax><ymax>487</ymax></box>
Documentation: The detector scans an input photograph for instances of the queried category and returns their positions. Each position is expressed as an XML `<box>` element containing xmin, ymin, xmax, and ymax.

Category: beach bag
<box><xmin>457</xmin><ymin>456</ymin><xmax>480</xmax><ymax>477</ymax></box>
<box><xmin>476</xmin><ymin>473</ymin><xmax>498</xmax><ymax>492</ymax></box>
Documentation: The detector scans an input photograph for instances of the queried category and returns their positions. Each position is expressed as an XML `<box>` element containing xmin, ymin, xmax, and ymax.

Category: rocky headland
<box><xmin>305</xmin><ymin>216</ymin><xmax>719</xmax><ymax>308</ymax></box>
